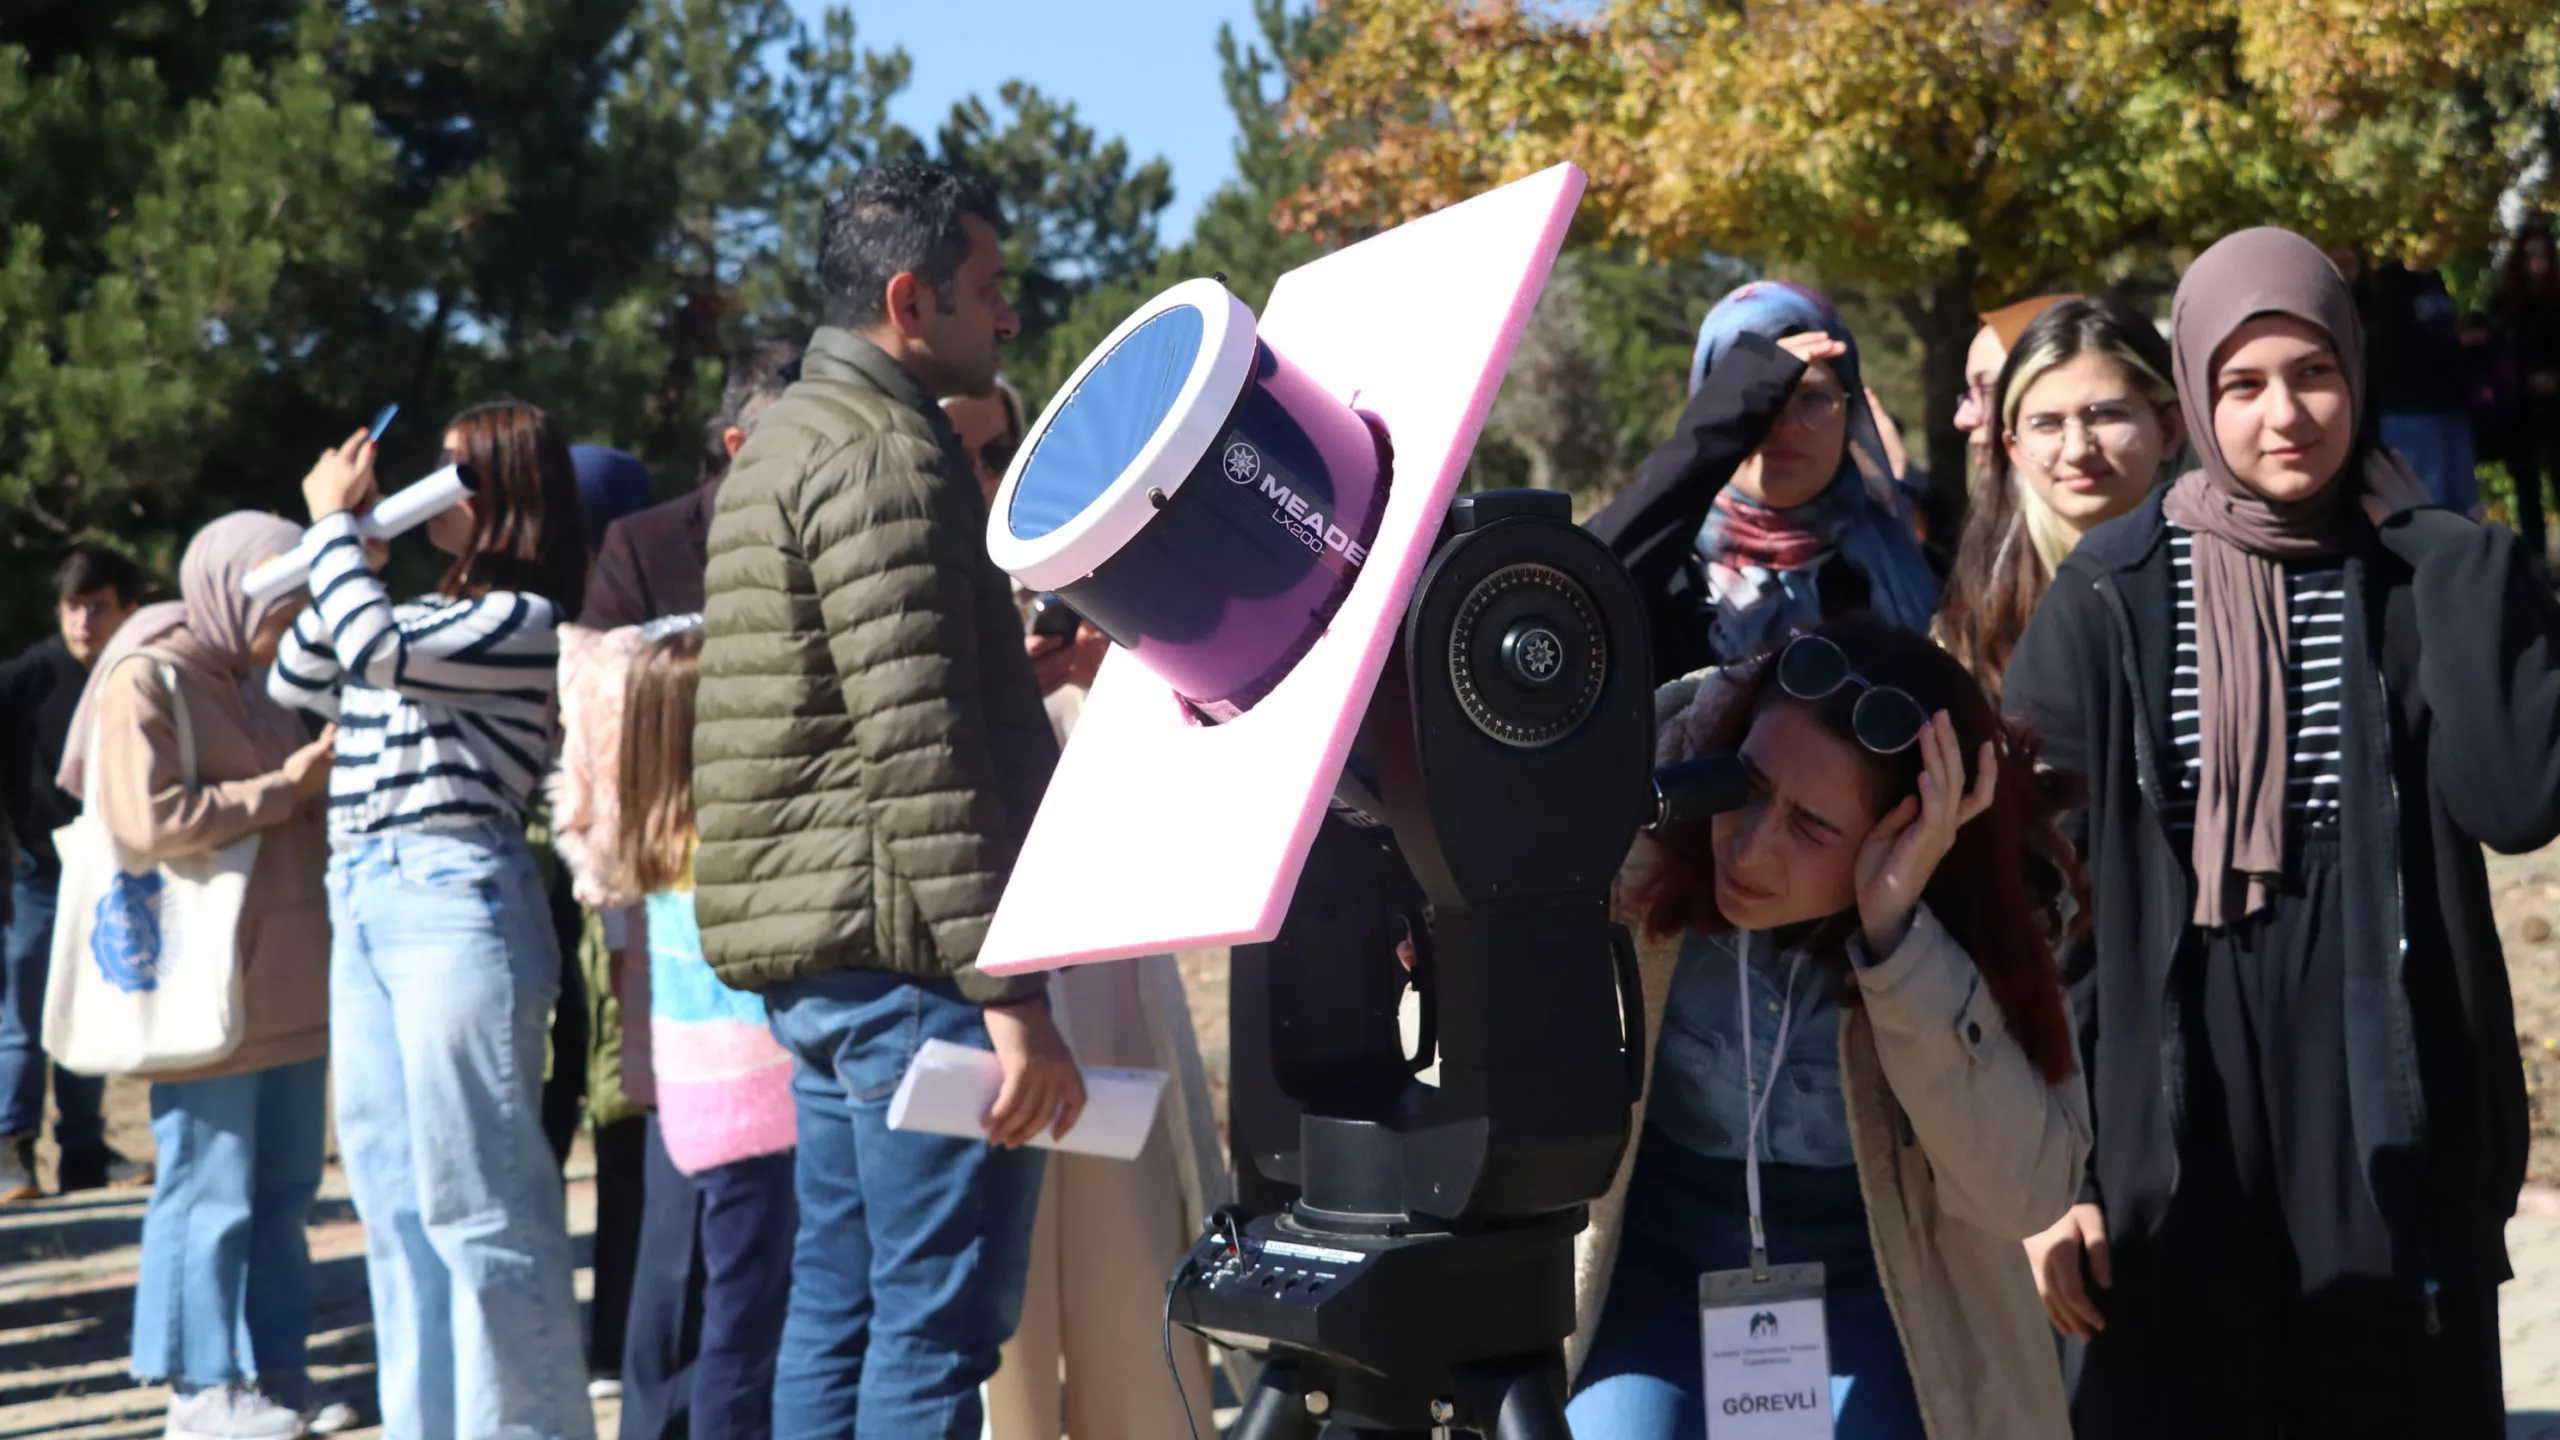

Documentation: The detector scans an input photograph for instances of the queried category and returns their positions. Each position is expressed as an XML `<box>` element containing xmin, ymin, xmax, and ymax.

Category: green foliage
<box><xmin>937</xmin><ymin>81</ymin><xmax>1175</xmax><ymax>396</ymax></box>
<box><xmin>0</xmin><ymin>0</ymin><xmax>1183</xmax><ymax>651</ymax></box>
<box><xmin>1287</xmin><ymin>0</ymin><xmax>2560</xmax><ymax>511</ymax></box>
<box><xmin>0</xmin><ymin>42</ymin><xmax>396</xmax><ymax>626</ymax></box>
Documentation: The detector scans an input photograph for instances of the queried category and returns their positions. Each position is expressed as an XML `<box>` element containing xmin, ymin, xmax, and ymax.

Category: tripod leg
<box><xmin>1456</xmin><ymin>1354</ymin><xmax>1573</xmax><ymax>1440</ymax></box>
<box><xmin>1232</xmin><ymin>1358</ymin><xmax>1324</xmax><ymax>1440</ymax></box>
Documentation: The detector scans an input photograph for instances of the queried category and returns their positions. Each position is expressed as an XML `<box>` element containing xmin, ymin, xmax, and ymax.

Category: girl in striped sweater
<box><xmin>616</xmin><ymin>622</ymin><xmax>797</xmax><ymax>1440</ymax></box>
<box><xmin>274</xmin><ymin>403</ymin><xmax>594</xmax><ymax>1440</ymax></box>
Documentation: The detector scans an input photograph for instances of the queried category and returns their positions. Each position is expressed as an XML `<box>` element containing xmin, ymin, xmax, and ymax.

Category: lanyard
<box><xmin>1736</xmin><ymin>934</ymin><xmax>1805</xmax><ymax>1282</ymax></box>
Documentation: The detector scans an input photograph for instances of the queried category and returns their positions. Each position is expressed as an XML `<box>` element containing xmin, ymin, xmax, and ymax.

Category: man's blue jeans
<box><xmin>0</xmin><ymin>861</ymin><xmax>104</xmax><ymax>1148</ymax></box>
<box><xmin>762</xmin><ymin>971</ymin><xmax>1045</xmax><ymax>1440</ymax></box>
<box><xmin>327</xmin><ymin>824</ymin><xmax>594</xmax><ymax>1440</ymax></box>
<box><xmin>130</xmin><ymin>1056</ymin><xmax>328</xmax><ymax>1402</ymax></box>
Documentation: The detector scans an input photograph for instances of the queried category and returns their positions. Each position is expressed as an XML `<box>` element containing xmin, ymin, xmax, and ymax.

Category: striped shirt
<box><xmin>2166</xmin><ymin>528</ymin><xmax>2346</xmax><ymax>832</ymax></box>
<box><xmin>268</xmin><ymin>512</ymin><xmax>563</xmax><ymax>838</ymax></box>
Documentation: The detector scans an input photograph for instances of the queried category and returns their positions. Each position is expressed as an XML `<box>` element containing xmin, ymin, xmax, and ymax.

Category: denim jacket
<box><xmin>1649</xmin><ymin>927</ymin><xmax>1855</xmax><ymax>1168</ymax></box>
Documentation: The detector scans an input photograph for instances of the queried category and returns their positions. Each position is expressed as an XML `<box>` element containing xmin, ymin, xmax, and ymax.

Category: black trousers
<box><xmin>590</xmin><ymin>1116</ymin><xmax>649</xmax><ymax>1374</ymax></box>
<box><xmin>621</xmin><ymin>1115</ymin><xmax>706</xmax><ymax>1440</ymax></box>
<box><xmin>2069</xmin><ymin>1257</ymin><xmax>2500</xmax><ymax>1438</ymax></box>
<box><xmin>691</xmin><ymin>1149</ymin><xmax>796</xmax><ymax>1440</ymax></box>
<box><xmin>2509</xmin><ymin>409</ymin><xmax>2560</xmax><ymax>565</ymax></box>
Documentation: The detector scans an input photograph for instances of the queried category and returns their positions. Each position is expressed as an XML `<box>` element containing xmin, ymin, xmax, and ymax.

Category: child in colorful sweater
<box><xmin>616</xmin><ymin>622</ymin><xmax>797</xmax><ymax>1440</ymax></box>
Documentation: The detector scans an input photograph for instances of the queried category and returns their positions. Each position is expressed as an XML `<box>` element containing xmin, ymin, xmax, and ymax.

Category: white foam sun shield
<box><xmin>242</xmin><ymin>463</ymin><xmax>479</xmax><ymax>603</ymax></box>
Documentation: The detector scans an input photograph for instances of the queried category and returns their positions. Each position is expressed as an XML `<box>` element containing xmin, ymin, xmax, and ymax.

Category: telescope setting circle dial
<box><xmin>1446</xmin><ymin>562</ymin><xmax>1606</xmax><ymax>749</ymax></box>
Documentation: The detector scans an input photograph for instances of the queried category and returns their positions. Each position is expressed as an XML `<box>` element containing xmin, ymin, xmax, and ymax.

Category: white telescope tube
<box><xmin>242</xmin><ymin>463</ymin><xmax>479</xmax><ymax>603</ymax></box>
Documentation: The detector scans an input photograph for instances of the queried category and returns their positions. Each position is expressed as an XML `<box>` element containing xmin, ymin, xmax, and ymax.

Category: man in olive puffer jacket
<box><xmin>695</xmin><ymin>158</ymin><xmax>1087</xmax><ymax>1440</ymax></box>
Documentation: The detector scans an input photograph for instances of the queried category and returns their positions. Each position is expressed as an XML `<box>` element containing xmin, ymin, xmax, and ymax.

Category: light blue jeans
<box><xmin>762</xmin><ymin>970</ymin><xmax>1047</xmax><ymax>1440</ymax></box>
<box><xmin>327</xmin><ymin>823</ymin><xmax>593</xmax><ymax>1440</ymax></box>
<box><xmin>130</xmin><ymin>1056</ymin><xmax>328</xmax><ymax>1403</ymax></box>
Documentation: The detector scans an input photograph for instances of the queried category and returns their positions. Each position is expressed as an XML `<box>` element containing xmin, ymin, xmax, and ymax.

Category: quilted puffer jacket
<box><xmin>694</xmin><ymin>328</ymin><xmax>1057</xmax><ymax>1003</ymax></box>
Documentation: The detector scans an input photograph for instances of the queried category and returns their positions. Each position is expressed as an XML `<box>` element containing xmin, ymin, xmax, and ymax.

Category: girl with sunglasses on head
<box><xmin>271</xmin><ymin>401</ymin><xmax>595</xmax><ymax>1440</ymax></box>
<box><xmin>1567</xmin><ymin>616</ymin><xmax>2092</xmax><ymax>1440</ymax></box>
<box><xmin>1591</xmin><ymin>283</ymin><xmax>1940</xmax><ymax>687</ymax></box>
<box><xmin>1938</xmin><ymin>296</ymin><xmax>2186</xmax><ymax>698</ymax></box>
<box><xmin>2005</xmin><ymin>228</ymin><xmax>2560</xmax><ymax>1436</ymax></box>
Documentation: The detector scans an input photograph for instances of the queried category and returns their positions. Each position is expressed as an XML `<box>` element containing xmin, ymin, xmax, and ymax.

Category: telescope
<box><xmin>241</xmin><ymin>463</ymin><xmax>479</xmax><ymax>602</ymax></box>
<box><xmin>978</xmin><ymin>167</ymin><xmax>1752</xmax><ymax>1438</ymax></box>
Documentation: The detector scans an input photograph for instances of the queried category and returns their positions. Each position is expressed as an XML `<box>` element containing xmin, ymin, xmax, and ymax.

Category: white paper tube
<box><xmin>242</xmin><ymin>463</ymin><xmax>478</xmax><ymax>602</ymax></box>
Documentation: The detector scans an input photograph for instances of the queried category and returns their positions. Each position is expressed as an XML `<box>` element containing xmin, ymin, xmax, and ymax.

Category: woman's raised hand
<box><xmin>301</xmin><ymin>429</ymin><xmax>378</xmax><ymax>522</ymax></box>
<box><xmin>1853</xmin><ymin>712</ymin><xmax>1998</xmax><ymax>956</ymax></box>
<box><xmin>1775</xmin><ymin>331</ymin><xmax>1849</xmax><ymax>369</ymax></box>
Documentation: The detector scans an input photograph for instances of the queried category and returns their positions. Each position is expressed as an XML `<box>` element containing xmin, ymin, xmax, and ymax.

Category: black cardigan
<box><xmin>2004</xmin><ymin>488</ymin><xmax>2560</xmax><ymax>1290</ymax></box>
<box><xmin>1584</xmin><ymin>334</ymin><xmax>1872</xmax><ymax>683</ymax></box>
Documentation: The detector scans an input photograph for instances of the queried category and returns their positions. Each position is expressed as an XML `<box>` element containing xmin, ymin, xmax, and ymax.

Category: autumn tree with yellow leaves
<box><xmin>1281</xmin><ymin>0</ymin><xmax>2560</xmax><ymax>505</ymax></box>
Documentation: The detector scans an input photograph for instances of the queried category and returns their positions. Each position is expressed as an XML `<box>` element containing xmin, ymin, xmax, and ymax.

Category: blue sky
<box><xmin>808</xmin><ymin>0</ymin><xmax>1270</xmax><ymax>243</ymax></box>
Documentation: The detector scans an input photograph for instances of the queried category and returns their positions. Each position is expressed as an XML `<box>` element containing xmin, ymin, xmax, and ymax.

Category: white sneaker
<box><xmin>165</xmin><ymin>1382</ymin><xmax>307</xmax><ymax>1440</ymax></box>
<box><xmin>587</xmin><ymin>1375</ymin><xmax>624</xmax><ymax>1400</ymax></box>
<box><xmin>302</xmin><ymin>1401</ymin><xmax>359</xmax><ymax>1435</ymax></box>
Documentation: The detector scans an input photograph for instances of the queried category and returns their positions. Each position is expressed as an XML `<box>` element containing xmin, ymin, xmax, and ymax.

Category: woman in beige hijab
<box><xmin>61</xmin><ymin>513</ymin><xmax>350</xmax><ymax>1436</ymax></box>
<box><xmin>2006</xmin><ymin>227</ymin><xmax>2560</xmax><ymax>1435</ymax></box>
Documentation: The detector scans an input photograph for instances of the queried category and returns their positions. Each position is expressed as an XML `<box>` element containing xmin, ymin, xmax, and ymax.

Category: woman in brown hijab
<box><xmin>2004</xmin><ymin>227</ymin><xmax>2560</xmax><ymax>1436</ymax></box>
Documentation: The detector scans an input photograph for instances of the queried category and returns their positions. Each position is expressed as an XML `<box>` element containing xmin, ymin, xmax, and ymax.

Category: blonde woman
<box><xmin>1936</xmin><ymin>297</ymin><xmax>2185</xmax><ymax>696</ymax></box>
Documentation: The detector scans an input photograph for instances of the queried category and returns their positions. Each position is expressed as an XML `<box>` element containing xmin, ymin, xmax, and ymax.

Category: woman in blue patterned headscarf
<box><xmin>1591</xmin><ymin>280</ymin><xmax>1939</xmax><ymax>681</ymax></box>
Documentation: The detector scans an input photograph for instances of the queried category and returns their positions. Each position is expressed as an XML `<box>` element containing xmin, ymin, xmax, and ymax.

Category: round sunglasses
<box><xmin>1775</xmin><ymin>634</ymin><xmax>1929</xmax><ymax>755</ymax></box>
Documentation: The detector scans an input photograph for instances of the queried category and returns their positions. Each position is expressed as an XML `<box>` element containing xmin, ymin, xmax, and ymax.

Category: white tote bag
<box><xmin>42</xmin><ymin>656</ymin><xmax>255</xmax><ymax>1075</ymax></box>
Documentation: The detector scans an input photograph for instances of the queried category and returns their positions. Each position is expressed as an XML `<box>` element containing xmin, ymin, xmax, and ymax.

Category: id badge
<box><xmin>1700</xmin><ymin>1261</ymin><xmax>1833</xmax><ymax>1438</ymax></box>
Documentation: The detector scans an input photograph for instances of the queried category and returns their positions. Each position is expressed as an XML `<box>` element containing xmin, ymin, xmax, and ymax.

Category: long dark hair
<box><xmin>441</xmin><ymin>400</ymin><xmax>588</xmax><ymax>617</ymax></box>
<box><xmin>2498</xmin><ymin>220</ymin><xmax>2560</xmax><ymax>312</ymax></box>
<box><xmin>1628</xmin><ymin>615</ymin><xmax>2089</xmax><ymax>1084</ymax></box>
<box><xmin>1936</xmin><ymin>296</ymin><xmax>2177</xmax><ymax>696</ymax></box>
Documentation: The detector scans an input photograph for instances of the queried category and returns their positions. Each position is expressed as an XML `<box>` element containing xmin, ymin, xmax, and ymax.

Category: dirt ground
<box><xmin>6</xmin><ymin>849</ymin><xmax>2560</xmax><ymax>1434</ymax></box>
<box><xmin>2493</xmin><ymin>843</ymin><xmax>2560</xmax><ymax>1187</ymax></box>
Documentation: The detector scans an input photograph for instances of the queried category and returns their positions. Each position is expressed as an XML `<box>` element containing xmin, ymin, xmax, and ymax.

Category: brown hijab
<box><xmin>2160</xmin><ymin>227</ymin><xmax>2430</xmax><ymax>927</ymax></box>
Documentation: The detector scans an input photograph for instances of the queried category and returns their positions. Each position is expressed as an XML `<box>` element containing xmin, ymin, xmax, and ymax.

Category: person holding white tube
<box><xmin>269</xmin><ymin>404</ymin><xmax>594</xmax><ymax>1440</ymax></box>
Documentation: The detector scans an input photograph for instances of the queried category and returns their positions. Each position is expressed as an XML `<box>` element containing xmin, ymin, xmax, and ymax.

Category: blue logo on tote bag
<box><xmin>91</xmin><ymin>872</ymin><xmax>168</xmax><ymax>994</ymax></box>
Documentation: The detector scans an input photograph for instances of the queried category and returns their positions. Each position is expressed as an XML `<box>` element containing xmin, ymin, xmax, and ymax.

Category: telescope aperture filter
<box><xmin>988</xmin><ymin>277</ymin><xmax>1390</xmax><ymax>721</ymax></box>
<box><xmin>978</xmin><ymin>164</ymin><xmax>1590</xmax><ymax>975</ymax></box>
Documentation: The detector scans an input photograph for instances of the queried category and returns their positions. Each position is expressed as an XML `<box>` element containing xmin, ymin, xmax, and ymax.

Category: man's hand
<box><xmin>1027</xmin><ymin>622</ymin><xmax>1111</xmax><ymax>696</ymax></box>
<box><xmin>2024</xmin><ymin>1202</ymin><xmax>2112</xmax><ymax>1341</ymax></box>
<box><xmin>981</xmin><ymin>1000</ymin><xmax>1086</xmax><ymax>1148</ymax></box>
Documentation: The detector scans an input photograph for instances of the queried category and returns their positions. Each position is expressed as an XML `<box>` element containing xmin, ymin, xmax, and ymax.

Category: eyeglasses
<box><xmin>1775</xmin><ymin>634</ymin><xmax>1929</xmax><ymax>755</ymax></box>
<box><xmin>977</xmin><ymin>438</ymin><xmax>1019</xmax><ymax>479</ymax></box>
<box><xmin>2014</xmin><ymin>401</ymin><xmax>2144</xmax><ymax>457</ymax></box>
<box><xmin>1783</xmin><ymin>385</ymin><xmax>1846</xmax><ymax>428</ymax></box>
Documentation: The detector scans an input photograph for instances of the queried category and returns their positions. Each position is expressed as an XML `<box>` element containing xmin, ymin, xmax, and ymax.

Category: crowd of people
<box><xmin>1</xmin><ymin>154</ymin><xmax>2559</xmax><ymax>1440</ymax></box>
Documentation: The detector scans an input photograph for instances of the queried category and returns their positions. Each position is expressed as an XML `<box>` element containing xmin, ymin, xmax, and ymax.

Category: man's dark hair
<box><xmin>52</xmin><ymin>542</ymin><xmax>142</xmax><ymax>604</ymax></box>
<box><xmin>816</xmin><ymin>159</ymin><xmax>1006</xmax><ymax>331</ymax></box>
<box><xmin>699</xmin><ymin>339</ymin><xmax>806</xmax><ymax>486</ymax></box>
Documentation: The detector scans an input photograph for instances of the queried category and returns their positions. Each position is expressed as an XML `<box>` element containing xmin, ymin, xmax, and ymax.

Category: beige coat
<box><xmin>90</xmin><ymin>633</ymin><xmax>330</xmax><ymax>1081</ymax></box>
<box><xmin>986</xmin><ymin>677</ymin><xmax>1231</xmax><ymax>1440</ymax></box>
<box><xmin>1572</xmin><ymin>670</ymin><xmax>2090</xmax><ymax>1437</ymax></box>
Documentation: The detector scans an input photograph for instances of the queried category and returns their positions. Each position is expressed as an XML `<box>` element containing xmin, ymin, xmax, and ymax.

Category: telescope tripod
<box><xmin>1170</xmin><ymin>494</ymin><xmax>1655</xmax><ymax>1438</ymax></box>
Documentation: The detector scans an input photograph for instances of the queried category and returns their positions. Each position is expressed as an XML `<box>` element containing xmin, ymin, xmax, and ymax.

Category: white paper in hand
<box><xmin>886</xmin><ymin>1038</ymin><xmax>1168</xmax><ymax>1160</ymax></box>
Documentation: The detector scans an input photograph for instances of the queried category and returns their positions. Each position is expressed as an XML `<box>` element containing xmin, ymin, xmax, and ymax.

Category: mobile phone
<box><xmin>1029</xmin><ymin>593</ymin><xmax>1083</xmax><ymax>641</ymax></box>
<box><xmin>367</xmin><ymin>402</ymin><xmax>400</xmax><ymax>444</ymax></box>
